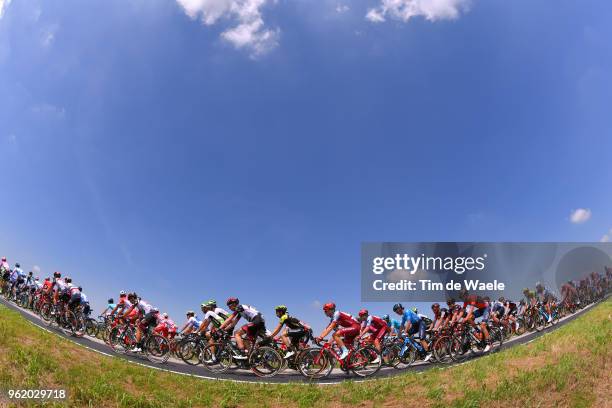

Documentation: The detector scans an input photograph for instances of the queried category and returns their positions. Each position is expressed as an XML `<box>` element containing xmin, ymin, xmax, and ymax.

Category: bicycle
<box><xmin>297</xmin><ymin>338</ymin><xmax>381</xmax><ymax>379</ymax></box>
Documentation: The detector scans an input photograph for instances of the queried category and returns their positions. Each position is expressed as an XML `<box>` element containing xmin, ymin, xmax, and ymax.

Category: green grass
<box><xmin>0</xmin><ymin>300</ymin><xmax>610</xmax><ymax>407</ymax></box>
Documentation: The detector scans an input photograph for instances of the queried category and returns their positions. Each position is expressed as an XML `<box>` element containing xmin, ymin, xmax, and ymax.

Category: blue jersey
<box><xmin>400</xmin><ymin>309</ymin><xmax>421</xmax><ymax>326</ymax></box>
<box><xmin>387</xmin><ymin>319</ymin><xmax>402</xmax><ymax>332</ymax></box>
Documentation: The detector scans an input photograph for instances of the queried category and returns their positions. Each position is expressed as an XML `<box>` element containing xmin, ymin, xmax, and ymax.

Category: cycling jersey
<box><xmin>233</xmin><ymin>304</ymin><xmax>261</xmax><ymax>322</ymax></box>
<box><xmin>387</xmin><ymin>319</ymin><xmax>402</xmax><ymax>333</ymax></box>
<box><xmin>463</xmin><ymin>294</ymin><xmax>488</xmax><ymax>310</ymax></box>
<box><xmin>203</xmin><ymin>310</ymin><xmax>226</xmax><ymax>328</ymax></box>
<box><xmin>279</xmin><ymin>313</ymin><xmax>305</xmax><ymax>330</ymax></box>
<box><xmin>400</xmin><ymin>309</ymin><xmax>421</xmax><ymax>326</ymax></box>
<box><xmin>10</xmin><ymin>268</ymin><xmax>23</xmax><ymax>282</ymax></box>
<box><xmin>186</xmin><ymin>316</ymin><xmax>202</xmax><ymax>330</ymax></box>
<box><xmin>331</xmin><ymin>311</ymin><xmax>359</xmax><ymax>328</ymax></box>
<box><xmin>68</xmin><ymin>284</ymin><xmax>81</xmax><ymax>296</ymax></box>
<box><xmin>80</xmin><ymin>292</ymin><xmax>89</xmax><ymax>304</ymax></box>
<box><xmin>363</xmin><ymin>315</ymin><xmax>386</xmax><ymax>330</ymax></box>
<box><xmin>214</xmin><ymin>307</ymin><xmax>230</xmax><ymax>319</ymax></box>
<box><xmin>136</xmin><ymin>300</ymin><xmax>152</xmax><ymax>315</ymax></box>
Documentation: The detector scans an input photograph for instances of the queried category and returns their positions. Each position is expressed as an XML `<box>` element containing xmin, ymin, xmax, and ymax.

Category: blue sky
<box><xmin>1</xmin><ymin>0</ymin><xmax>611</xmax><ymax>331</ymax></box>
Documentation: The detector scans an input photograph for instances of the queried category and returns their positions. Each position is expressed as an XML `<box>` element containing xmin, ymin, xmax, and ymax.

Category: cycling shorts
<box><xmin>408</xmin><ymin>319</ymin><xmax>426</xmax><ymax>338</ymax></box>
<box><xmin>140</xmin><ymin>312</ymin><xmax>158</xmax><ymax>332</ymax></box>
<box><xmin>241</xmin><ymin>314</ymin><xmax>266</xmax><ymax>339</ymax></box>
<box><xmin>286</xmin><ymin>328</ymin><xmax>311</xmax><ymax>344</ymax></box>
<box><xmin>337</xmin><ymin>325</ymin><xmax>360</xmax><ymax>345</ymax></box>
<box><xmin>473</xmin><ymin>307</ymin><xmax>490</xmax><ymax>322</ymax></box>
<box><xmin>68</xmin><ymin>293</ymin><xmax>81</xmax><ymax>309</ymax></box>
<box><xmin>367</xmin><ymin>325</ymin><xmax>390</xmax><ymax>340</ymax></box>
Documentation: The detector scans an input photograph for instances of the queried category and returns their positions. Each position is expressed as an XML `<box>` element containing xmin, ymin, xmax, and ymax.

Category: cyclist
<box><xmin>65</xmin><ymin>277</ymin><xmax>82</xmax><ymax>314</ymax></box>
<box><xmin>430</xmin><ymin>303</ymin><xmax>450</xmax><ymax>332</ymax></box>
<box><xmin>459</xmin><ymin>290</ymin><xmax>491</xmax><ymax>353</ymax></box>
<box><xmin>392</xmin><ymin>303</ymin><xmax>432</xmax><ymax>360</ymax></box>
<box><xmin>79</xmin><ymin>287</ymin><xmax>91</xmax><ymax>317</ymax></box>
<box><xmin>123</xmin><ymin>293</ymin><xmax>156</xmax><ymax>351</ymax></box>
<box><xmin>154</xmin><ymin>312</ymin><xmax>177</xmax><ymax>339</ymax></box>
<box><xmin>197</xmin><ymin>300</ymin><xmax>230</xmax><ymax>336</ymax></box>
<box><xmin>269</xmin><ymin>305</ymin><xmax>311</xmax><ymax>359</ymax></box>
<box><xmin>502</xmin><ymin>298</ymin><xmax>518</xmax><ymax>332</ymax></box>
<box><xmin>109</xmin><ymin>291</ymin><xmax>132</xmax><ymax>318</ymax></box>
<box><xmin>382</xmin><ymin>314</ymin><xmax>402</xmax><ymax>336</ymax></box>
<box><xmin>490</xmin><ymin>297</ymin><xmax>505</xmax><ymax>324</ymax></box>
<box><xmin>315</xmin><ymin>302</ymin><xmax>360</xmax><ymax>360</ymax></box>
<box><xmin>560</xmin><ymin>280</ymin><xmax>579</xmax><ymax>308</ymax></box>
<box><xmin>9</xmin><ymin>262</ymin><xmax>24</xmax><ymax>299</ymax></box>
<box><xmin>357</xmin><ymin>309</ymin><xmax>388</xmax><ymax>357</ymax></box>
<box><xmin>535</xmin><ymin>282</ymin><xmax>556</xmax><ymax>323</ymax></box>
<box><xmin>220</xmin><ymin>298</ymin><xmax>267</xmax><ymax>359</ymax></box>
<box><xmin>100</xmin><ymin>298</ymin><xmax>116</xmax><ymax>316</ymax></box>
<box><xmin>179</xmin><ymin>310</ymin><xmax>202</xmax><ymax>336</ymax></box>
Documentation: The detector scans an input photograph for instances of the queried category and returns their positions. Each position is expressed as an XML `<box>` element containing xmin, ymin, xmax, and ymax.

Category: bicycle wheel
<box><xmin>145</xmin><ymin>334</ymin><xmax>171</xmax><ymax>364</ymax></box>
<box><xmin>63</xmin><ymin>311</ymin><xmax>79</xmax><ymax>336</ymax></box>
<box><xmin>179</xmin><ymin>340</ymin><xmax>203</xmax><ymax>366</ymax></box>
<box><xmin>249</xmin><ymin>346</ymin><xmax>283</xmax><ymax>378</ymax></box>
<box><xmin>381</xmin><ymin>344</ymin><xmax>401</xmax><ymax>368</ymax></box>
<box><xmin>350</xmin><ymin>345</ymin><xmax>382</xmax><ymax>377</ymax></box>
<box><xmin>201</xmin><ymin>343</ymin><xmax>233</xmax><ymax>373</ymax></box>
<box><xmin>431</xmin><ymin>336</ymin><xmax>453</xmax><ymax>364</ymax></box>
<box><xmin>85</xmin><ymin>319</ymin><xmax>99</xmax><ymax>337</ymax></box>
<box><xmin>297</xmin><ymin>347</ymin><xmax>332</xmax><ymax>379</ymax></box>
<box><xmin>39</xmin><ymin>302</ymin><xmax>53</xmax><ymax>322</ymax></box>
<box><xmin>398</xmin><ymin>343</ymin><xmax>418</xmax><ymax>366</ymax></box>
<box><xmin>109</xmin><ymin>327</ymin><xmax>130</xmax><ymax>353</ymax></box>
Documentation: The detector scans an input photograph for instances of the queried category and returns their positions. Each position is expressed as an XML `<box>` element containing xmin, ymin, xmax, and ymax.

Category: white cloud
<box><xmin>175</xmin><ymin>0</ymin><xmax>279</xmax><ymax>57</ymax></box>
<box><xmin>41</xmin><ymin>24</ymin><xmax>59</xmax><ymax>48</ymax></box>
<box><xmin>569</xmin><ymin>208</ymin><xmax>592</xmax><ymax>224</ymax></box>
<box><xmin>366</xmin><ymin>0</ymin><xmax>471</xmax><ymax>23</ymax></box>
<box><xmin>0</xmin><ymin>0</ymin><xmax>12</xmax><ymax>19</ymax></box>
<box><xmin>601</xmin><ymin>229</ymin><xmax>611</xmax><ymax>243</ymax></box>
<box><xmin>336</xmin><ymin>4</ymin><xmax>350</xmax><ymax>13</ymax></box>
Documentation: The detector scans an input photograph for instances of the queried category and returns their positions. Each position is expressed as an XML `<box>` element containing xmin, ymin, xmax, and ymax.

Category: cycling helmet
<box><xmin>78</xmin><ymin>286</ymin><xmax>83</xmax><ymax>291</ymax></box>
<box><xmin>226</xmin><ymin>297</ymin><xmax>239</xmax><ymax>306</ymax></box>
<box><xmin>34</xmin><ymin>277</ymin><xmax>39</xmax><ymax>281</ymax></box>
<box><xmin>382</xmin><ymin>314</ymin><xmax>390</xmax><ymax>322</ymax></box>
<box><xmin>323</xmin><ymin>302</ymin><xmax>336</xmax><ymax>312</ymax></box>
<box><xmin>15</xmin><ymin>263</ymin><xmax>20</xmax><ymax>268</ymax></box>
<box><xmin>151</xmin><ymin>307</ymin><xmax>159</xmax><ymax>313</ymax></box>
<box><xmin>54</xmin><ymin>271</ymin><xmax>61</xmax><ymax>278</ymax></box>
<box><xmin>358</xmin><ymin>309</ymin><xmax>368</xmax><ymax>318</ymax></box>
<box><xmin>274</xmin><ymin>305</ymin><xmax>288</xmax><ymax>313</ymax></box>
<box><xmin>1</xmin><ymin>256</ymin><xmax>5</xmax><ymax>261</ymax></box>
<box><xmin>411</xmin><ymin>307</ymin><xmax>418</xmax><ymax>313</ymax></box>
<box><xmin>535</xmin><ymin>282</ymin><xmax>543</xmax><ymax>289</ymax></box>
<box><xmin>446</xmin><ymin>297</ymin><xmax>456</xmax><ymax>305</ymax></box>
<box><xmin>28</xmin><ymin>271</ymin><xmax>33</xmax><ymax>276</ymax></box>
<box><xmin>119</xmin><ymin>290</ymin><xmax>126</xmax><ymax>296</ymax></box>
<box><xmin>65</xmin><ymin>277</ymin><xmax>72</xmax><ymax>283</ymax></box>
<box><xmin>162</xmin><ymin>312</ymin><xmax>168</xmax><ymax>318</ymax></box>
<box><xmin>108</xmin><ymin>298</ymin><xmax>114</xmax><ymax>304</ymax></box>
<box><xmin>186</xmin><ymin>310</ymin><xmax>195</xmax><ymax>316</ymax></box>
<box><xmin>207</xmin><ymin>299</ymin><xmax>217</xmax><ymax>306</ymax></box>
<box><xmin>431</xmin><ymin>303</ymin><xmax>440</xmax><ymax>309</ymax></box>
<box><xmin>522</xmin><ymin>288</ymin><xmax>530</xmax><ymax>293</ymax></box>
<box><xmin>44</xmin><ymin>277</ymin><xmax>50</xmax><ymax>282</ymax></box>
<box><xmin>498</xmin><ymin>296</ymin><xmax>505</xmax><ymax>303</ymax></box>
<box><xmin>392</xmin><ymin>303</ymin><xmax>403</xmax><ymax>312</ymax></box>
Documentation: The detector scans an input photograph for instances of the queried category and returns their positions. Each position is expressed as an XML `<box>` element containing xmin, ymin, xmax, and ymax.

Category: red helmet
<box><xmin>358</xmin><ymin>309</ymin><xmax>368</xmax><ymax>318</ymax></box>
<box><xmin>323</xmin><ymin>302</ymin><xmax>335</xmax><ymax>312</ymax></box>
<box><xmin>226</xmin><ymin>297</ymin><xmax>239</xmax><ymax>306</ymax></box>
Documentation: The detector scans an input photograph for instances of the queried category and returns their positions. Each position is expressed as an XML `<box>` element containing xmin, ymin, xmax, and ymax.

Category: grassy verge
<box><xmin>0</xmin><ymin>300</ymin><xmax>610</xmax><ymax>407</ymax></box>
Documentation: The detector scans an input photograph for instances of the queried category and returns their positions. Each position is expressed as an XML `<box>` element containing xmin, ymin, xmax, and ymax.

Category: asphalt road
<box><xmin>0</xmin><ymin>296</ymin><xmax>605</xmax><ymax>384</ymax></box>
